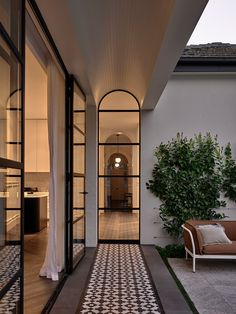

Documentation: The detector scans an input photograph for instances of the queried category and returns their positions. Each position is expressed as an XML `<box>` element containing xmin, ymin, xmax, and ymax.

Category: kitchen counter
<box><xmin>24</xmin><ymin>193</ymin><xmax>48</xmax><ymax>234</ymax></box>
<box><xmin>24</xmin><ymin>192</ymin><xmax>49</xmax><ymax>198</ymax></box>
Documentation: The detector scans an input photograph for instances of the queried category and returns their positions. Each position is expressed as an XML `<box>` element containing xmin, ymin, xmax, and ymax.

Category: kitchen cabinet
<box><xmin>25</xmin><ymin>119</ymin><xmax>49</xmax><ymax>172</ymax></box>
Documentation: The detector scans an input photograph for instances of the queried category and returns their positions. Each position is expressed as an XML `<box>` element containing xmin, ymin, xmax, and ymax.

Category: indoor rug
<box><xmin>78</xmin><ymin>244</ymin><xmax>164</xmax><ymax>314</ymax></box>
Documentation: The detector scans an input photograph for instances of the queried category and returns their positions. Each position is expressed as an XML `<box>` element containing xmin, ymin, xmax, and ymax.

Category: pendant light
<box><xmin>114</xmin><ymin>133</ymin><xmax>122</xmax><ymax>167</ymax></box>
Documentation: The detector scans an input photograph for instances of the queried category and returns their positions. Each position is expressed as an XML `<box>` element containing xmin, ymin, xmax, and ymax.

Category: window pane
<box><xmin>0</xmin><ymin>0</ymin><xmax>22</xmax><ymax>52</ymax></box>
<box><xmin>0</xmin><ymin>168</ymin><xmax>21</xmax><ymax>210</ymax></box>
<box><xmin>0</xmin><ymin>168</ymin><xmax>21</xmax><ymax>243</ymax></box>
<box><xmin>73</xmin><ymin>209</ymin><xmax>85</xmax><ymax>265</ymax></box>
<box><xmin>73</xmin><ymin>177</ymin><xmax>84</xmax><ymax>208</ymax></box>
<box><xmin>99</xmin><ymin>144</ymin><xmax>139</xmax><ymax>176</ymax></box>
<box><xmin>99</xmin><ymin>112</ymin><xmax>139</xmax><ymax>143</ymax></box>
<box><xmin>74</xmin><ymin>83</ymin><xmax>85</xmax><ymax>111</ymax></box>
<box><xmin>99</xmin><ymin>209</ymin><xmax>139</xmax><ymax>240</ymax></box>
<box><xmin>0</xmin><ymin>37</ymin><xmax>22</xmax><ymax>162</ymax></box>
<box><xmin>73</xmin><ymin>209</ymin><xmax>84</xmax><ymax>242</ymax></box>
<box><xmin>99</xmin><ymin>177</ymin><xmax>139</xmax><ymax>209</ymax></box>
<box><xmin>99</xmin><ymin>91</ymin><xmax>139</xmax><ymax>110</ymax></box>
<box><xmin>74</xmin><ymin>112</ymin><xmax>85</xmax><ymax>144</ymax></box>
<box><xmin>73</xmin><ymin>146</ymin><xmax>85</xmax><ymax>175</ymax></box>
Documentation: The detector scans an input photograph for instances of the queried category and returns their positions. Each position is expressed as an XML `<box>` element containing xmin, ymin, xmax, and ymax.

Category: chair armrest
<box><xmin>182</xmin><ymin>224</ymin><xmax>196</xmax><ymax>256</ymax></box>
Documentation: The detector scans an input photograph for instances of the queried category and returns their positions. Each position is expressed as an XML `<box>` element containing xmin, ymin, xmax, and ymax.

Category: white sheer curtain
<box><xmin>39</xmin><ymin>61</ymin><xmax>65</xmax><ymax>281</ymax></box>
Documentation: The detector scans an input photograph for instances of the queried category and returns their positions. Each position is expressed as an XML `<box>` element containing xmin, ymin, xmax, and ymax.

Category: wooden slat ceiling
<box><xmin>34</xmin><ymin>0</ymin><xmax>208</xmax><ymax>109</ymax></box>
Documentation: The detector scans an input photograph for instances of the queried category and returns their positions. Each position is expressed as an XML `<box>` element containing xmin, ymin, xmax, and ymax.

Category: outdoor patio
<box><xmin>169</xmin><ymin>258</ymin><xmax>236</xmax><ymax>314</ymax></box>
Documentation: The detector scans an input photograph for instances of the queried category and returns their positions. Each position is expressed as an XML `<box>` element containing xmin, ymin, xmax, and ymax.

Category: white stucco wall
<box><xmin>141</xmin><ymin>73</ymin><xmax>236</xmax><ymax>246</ymax></box>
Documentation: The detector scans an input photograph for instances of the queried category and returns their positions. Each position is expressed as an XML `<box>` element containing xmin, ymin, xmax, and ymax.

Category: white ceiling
<box><xmin>35</xmin><ymin>0</ymin><xmax>208</xmax><ymax>109</ymax></box>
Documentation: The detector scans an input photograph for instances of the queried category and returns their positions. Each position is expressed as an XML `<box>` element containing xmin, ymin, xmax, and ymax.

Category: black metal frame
<box><xmin>66</xmin><ymin>75</ymin><xmax>86</xmax><ymax>274</ymax></box>
<box><xmin>98</xmin><ymin>90</ymin><xmax>141</xmax><ymax>243</ymax></box>
<box><xmin>0</xmin><ymin>0</ymin><xmax>25</xmax><ymax>312</ymax></box>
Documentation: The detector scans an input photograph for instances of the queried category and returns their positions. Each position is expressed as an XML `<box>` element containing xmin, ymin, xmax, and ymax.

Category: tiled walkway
<box><xmin>78</xmin><ymin>244</ymin><xmax>163</xmax><ymax>314</ymax></box>
<box><xmin>51</xmin><ymin>246</ymin><xmax>192</xmax><ymax>314</ymax></box>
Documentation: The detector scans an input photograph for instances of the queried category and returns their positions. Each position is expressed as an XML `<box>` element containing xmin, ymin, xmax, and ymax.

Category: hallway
<box><xmin>50</xmin><ymin>245</ymin><xmax>192</xmax><ymax>314</ymax></box>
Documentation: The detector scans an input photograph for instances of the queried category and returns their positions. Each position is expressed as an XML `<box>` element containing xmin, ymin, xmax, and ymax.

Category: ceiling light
<box><xmin>115</xmin><ymin>157</ymin><xmax>121</xmax><ymax>163</ymax></box>
<box><xmin>115</xmin><ymin>163</ymin><xmax>120</xmax><ymax>168</ymax></box>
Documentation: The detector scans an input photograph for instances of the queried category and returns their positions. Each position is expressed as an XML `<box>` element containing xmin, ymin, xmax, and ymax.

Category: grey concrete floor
<box><xmin>169</xmin><ymin>258</ymin><xmax>236</xmax><ymax>314</ymax></box>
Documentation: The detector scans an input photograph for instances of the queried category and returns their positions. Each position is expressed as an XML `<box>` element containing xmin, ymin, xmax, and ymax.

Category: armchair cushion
<box><xmin>196</xmin><ymin>224</ymin><xmax>232</xmax><ymax>246</ymax></box>
<box><xmin>203</xmin><ymin>241</ymin><xmax>236</xmax><ymax>254</ymax></box>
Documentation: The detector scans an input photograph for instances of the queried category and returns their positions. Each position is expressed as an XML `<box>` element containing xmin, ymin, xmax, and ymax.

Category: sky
<box><xmin>187</xmin><ymin>0</ymin><xmax>236</xmax><ymax>45</ymax></box>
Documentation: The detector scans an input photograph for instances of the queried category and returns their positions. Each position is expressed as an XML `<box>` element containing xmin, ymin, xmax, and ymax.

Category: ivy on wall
<box><xmin>146</xmin><ymin>133</ymin><xmax>236</xmax><ymax>238</ymax></box>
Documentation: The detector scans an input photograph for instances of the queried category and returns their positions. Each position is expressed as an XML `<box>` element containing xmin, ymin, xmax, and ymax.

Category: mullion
<box><xmin>0</xmin><ymin>25</ymin><xmax>23</xmax><ymax>64</ymax></box>
<box><xmin>73</xmin><ymin>110</ymin><xmax>85</xmax><ymax>113</ymax></box>
<box><xmin>99</xmin><ymin>109</ymin><xmax>140</xmax><ymax>112</ymax></box>
<box><xmin>98</xmin><ymin>207</ymin><xmax>140</xmax><ymax>210</ymax></box>
<box><xmin>73</xmin><ymin>124</ymin><xmax>85</xmax><ymax>136</ymax></box>
<box><xmin>99</xmin><ymin>143</ymin><xmax>140</xmax><ymax>146</ymax></box>
<box><xmin>0</xmin><ymin>157</ymin><xmax>23</xmax><ymax>169</ymax></box>
<box><xmin>99</xmin><ymin>175</ymin><xmax>139</xmax><ymax>178</ymax></box>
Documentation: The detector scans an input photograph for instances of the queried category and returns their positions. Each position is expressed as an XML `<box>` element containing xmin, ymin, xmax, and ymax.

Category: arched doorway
<box><xmin>98</xmin><ymin>90</ymin><xmax>140</xmax><ymax>242</ymax></box>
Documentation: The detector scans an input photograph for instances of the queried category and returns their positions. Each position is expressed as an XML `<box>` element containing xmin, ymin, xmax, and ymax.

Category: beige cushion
<box><xmin>197</xmin><ymin>224</ymin><xmax>232</xmax><ymax>246</ymax></box>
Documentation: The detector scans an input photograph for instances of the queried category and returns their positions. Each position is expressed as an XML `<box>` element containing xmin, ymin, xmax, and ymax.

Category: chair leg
<box><xmin>193</xmin><ymin>256</ymin><xmax>196</xmax><ymax>273</ymax></box>
<box><xmin>185</xmin><ymin>251</ymin><xmax>188</xmax><ymax>260</ymax></box>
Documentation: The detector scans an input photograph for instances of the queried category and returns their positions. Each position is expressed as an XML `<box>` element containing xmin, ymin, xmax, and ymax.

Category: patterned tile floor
<box><xmin>78</xmin><ymin>244</ymin><xmax>163</xmax><ymax>314</ymax></box>
<box><xmin>0</xmin><ymin>246</ymin><xmax>21</xmax><ymax>314</ymax></box>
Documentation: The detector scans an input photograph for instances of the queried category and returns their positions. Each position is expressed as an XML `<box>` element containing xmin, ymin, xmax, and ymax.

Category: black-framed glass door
<box><xmin>98</xmin><ymin>90</ymin><xmax>140</xmax><ymax>243</ymax></box>
<box><xmin>0</xmin><ymin>0</ymin><xmax>25</xmax><ymax>312</ymax></box>
<box><xmin>67</xmin><ymin>76</ymin><xmax>86</xmax><ymax>272</ymax></box>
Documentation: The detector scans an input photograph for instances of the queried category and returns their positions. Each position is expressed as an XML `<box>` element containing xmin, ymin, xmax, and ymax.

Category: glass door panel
<box><xmin>73</xmin><ymin>177</ymin><xmax>85</xmax><ymax>209</ymax></box>
<box><xmin>73</xmin><ymin>146</ymin><xmax>85</xmax><ymax>174</ymax></box>
<box><xmin>99</xmin><ymin>145</ymin><xmax>139</xmax><ymax>176</ymax></box>
<box><xmin>0</xmin><ymin>3</ymin><xmax>24</xmax><ymax>310</ymax></box>
<box><xmin>99</xmin><ymin>210</ymin><xmax>139</xmax><ymax>241</ymax></box>
<box><xmin>99</xmin><ymin>112</ymin><xmax>139</xmax><ymax>143</ymax></box>
<box><xmin>67</xmin><ymin>77</ymin><xmax>86</xmax><ymax>272</ymax></box>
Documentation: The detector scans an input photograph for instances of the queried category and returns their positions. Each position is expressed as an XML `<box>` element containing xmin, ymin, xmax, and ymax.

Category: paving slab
<box><xmin>169</xmin><ymin>258</ymin><xmax>236</xmax><ymax>314</ymax></box>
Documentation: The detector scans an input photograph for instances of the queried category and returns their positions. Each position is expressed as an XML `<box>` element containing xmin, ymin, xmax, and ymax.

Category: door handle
<box><xmin>79</xmin><ymin>191</ymin><xmax>88</xmax><ymax>195</ymax></box>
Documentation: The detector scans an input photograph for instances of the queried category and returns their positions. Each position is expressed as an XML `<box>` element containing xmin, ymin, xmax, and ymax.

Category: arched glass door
<box><xmin>98</xmin><ymin>91</ymin><xmax>140</xmax><ymax>242</ymax></box>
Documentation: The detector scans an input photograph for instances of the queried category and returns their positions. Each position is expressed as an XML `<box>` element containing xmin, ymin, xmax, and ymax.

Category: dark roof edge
<box><xmin>175</xmin><ymin>57</ymin><xmax>236</xmax><ymax>72</ymax></box>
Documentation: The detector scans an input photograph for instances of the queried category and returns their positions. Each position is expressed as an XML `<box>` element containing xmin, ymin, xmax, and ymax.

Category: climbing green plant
<box><xmin>146</xmin><ymin>133</ymin><xmax>226</xmax><ymax>238</ymax></box>
<box><xmin>222</xmin><ymin>143</ymin><xmax>236</xmax><ymax>201</ymax></box>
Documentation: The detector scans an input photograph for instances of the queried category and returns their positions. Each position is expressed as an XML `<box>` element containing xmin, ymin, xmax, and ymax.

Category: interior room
<box><xmin>24</xmin><ymin>43</ymin><xmax>54</xmax><ymax>314</ymax></box>
<box><xmin>23</xmin><ymin>11</ymin><xmax>66</xmax><ymax>313</ymax></box>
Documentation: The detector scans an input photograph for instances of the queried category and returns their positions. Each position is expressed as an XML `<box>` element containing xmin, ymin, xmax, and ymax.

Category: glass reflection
<box><xmin>0</xmin><ymin>37</ymin><xmax>22</xmax><ymax>162</ymax></box>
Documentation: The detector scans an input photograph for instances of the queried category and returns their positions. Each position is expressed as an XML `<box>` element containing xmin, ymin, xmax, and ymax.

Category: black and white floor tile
<box><xmin>0</xmin><ymin>246</ymin><xmax>21</xmax><ymax>314</ymax></box>
<box><xmin>0</xmin><ymin>278</ymin><xmax>20</xmax><ymax>314</ymax></box>
<box><xmin>0</xmin><ymin>246</ymin><xmax>20</xmax><ymax>290</ymax></box>
<box><xmin>79</xmin><ymin>244</ymin><xmax>163</xmax><ymax>314</ymax></box>
<box><xmin>73</xmin><ymin>243</ymin><xmax>84</xmax><ymax>257</ymax></box>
